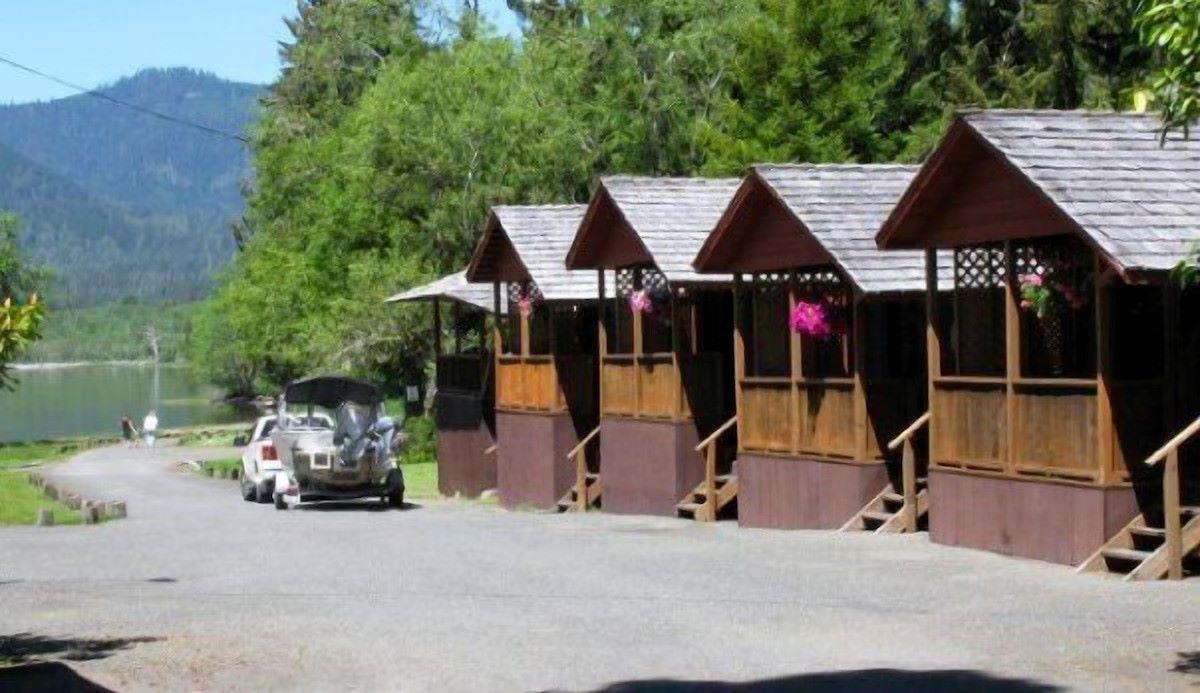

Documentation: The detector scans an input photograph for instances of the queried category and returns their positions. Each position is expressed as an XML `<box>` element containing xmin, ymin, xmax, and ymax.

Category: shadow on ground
<box><xmin>0</xmin><ymin>632</ymin><xmax>158</xmax><ymax>665</ymax></box>
<box><xmin>572</xmin><ymin>669</ymin><xmax>1062</xmax><ymax>692</ymax></box>
<box><xmin>0</xmin><ymin>662</ymin><xmax>113</xmax><ymax>692</ymax></box>
<box><xmin>1176</xmin><ymin>651</ymin><xmax>1200</xmax><ymax>678</ymax></box>
<box><xmin>294</xmin><ymin>500</ymin><xmax>422</xmax><ymax>512</ymax></box>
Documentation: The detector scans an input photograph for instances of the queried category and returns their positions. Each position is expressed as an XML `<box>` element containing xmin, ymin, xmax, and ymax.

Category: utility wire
<box><xmin>0</xmin><ymin>53</ymin><xmax>249</xmax><ymax>144</ymax></box>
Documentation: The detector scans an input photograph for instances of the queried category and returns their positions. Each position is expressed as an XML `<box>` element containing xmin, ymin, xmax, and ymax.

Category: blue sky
<box><xmin>0</xmin><ymin>1</ymin><xmax>520</xmax><ymax>105</ymax></box>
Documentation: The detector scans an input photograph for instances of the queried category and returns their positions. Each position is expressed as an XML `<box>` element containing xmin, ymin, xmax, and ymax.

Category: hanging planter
<box><xmin>1018</xmin><ymin>273</ymin><xmax>1087</xmax><ymax>319</ymax></box>
<box><xmin>789</xmin><ymin>298</ymin><xmax>845</xmax><ymax>340</ymax></box>
<box><xmin>628</xmin><ymin>289</ymin><xmax>654</xmax><ymax>315</ymax></box>
<box><xmin>516</xmin><ymin>293</ymin><xmax>535</xmax><ymax>318</ymax></box>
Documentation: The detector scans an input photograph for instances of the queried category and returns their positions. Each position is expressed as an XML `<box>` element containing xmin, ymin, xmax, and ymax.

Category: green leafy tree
<box><xmin>1139</xmin><ymin>0</ymin><xmax>1200</xmax><ymax>136</ymax></box>
<box><xmin>0</xmin><ymin>212</ymin><xmax>45</xmax><ymax>389</ymax></box>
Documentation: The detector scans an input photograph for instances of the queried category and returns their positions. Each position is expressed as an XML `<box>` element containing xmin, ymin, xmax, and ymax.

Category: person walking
<box><xmin>120</xmin><ymin>414</ymin><xmax>138</xmax><ymax>447</ymax></box>
<box><xmin>142</xmin><ymin>410</ymin><xmax>159</xmax><ymax>448</ymax></box>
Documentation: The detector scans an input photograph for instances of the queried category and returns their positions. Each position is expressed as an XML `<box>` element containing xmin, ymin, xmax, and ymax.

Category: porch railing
<box><xmin>1144</xmin><ymin>413</ymin><xmax>1200</xmax><ymax>581</ymax></box>
<box><xmin>886</xmin><ymin>411</ymin><xmax>930</xmax><ymax>533</ymax></box>
<box><xmin>694</xmin><ymin>415</ymin><xmax>738</xmax><ymax>521</ymax></box>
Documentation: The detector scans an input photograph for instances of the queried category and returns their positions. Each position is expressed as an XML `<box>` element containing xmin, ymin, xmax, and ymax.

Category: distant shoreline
<box><xmin>12</xmin><ymin>360</ymin><xmax>186</xmax><ymax>370</ymax></box>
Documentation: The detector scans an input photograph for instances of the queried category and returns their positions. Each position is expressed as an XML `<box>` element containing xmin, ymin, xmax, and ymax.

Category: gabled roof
<box><xmin>467</xmin><ymin>204</ymin><xmax>598</xmax><ymax>301</ymax></box>
<box><xmin>568</xmin><ymin>176</ymin><xmax>741</xmax><ymax>284</ymax></box>
<box><xmin>384</xmin><ymin>270</ymin><xmax>497</xmax><ymax>312</ymax></box>
<box><xmin>696</xmin><ymin>164</ymin><xmax>925</xmax><ymax>293</ymax></box>
<box><xmin>878</xmin><ymin>110</ymin><xmax>1200</xmax><ymax>274</ymax></box>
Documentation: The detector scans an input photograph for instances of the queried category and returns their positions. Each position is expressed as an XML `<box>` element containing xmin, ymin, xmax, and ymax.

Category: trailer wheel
<box><xmin>273</xmin><ymin>493</ymin><xmax>288</xmax><ymax>510</ymax></box>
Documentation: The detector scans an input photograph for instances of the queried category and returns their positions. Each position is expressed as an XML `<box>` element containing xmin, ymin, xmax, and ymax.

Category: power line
<box><xmin>0</xmin><ymin>53</ymin><xmax>249</xmax><ymax>144</ymax></box>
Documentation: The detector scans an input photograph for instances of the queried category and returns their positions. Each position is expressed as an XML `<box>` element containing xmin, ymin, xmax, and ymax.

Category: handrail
<box><xmin>1146</xmin><ymin>413</ymin><xmax>1200</xmax><ymax>466</ymax></box>
<box><xmin>887</xmin><ymin>411</ymin><xmax>930</xmax><ymax>451</ymax></box>
<box><xmin>695</xmin><ymin>415</ymin><xmax>738</xmax><ymax>453</ymax></box>
<box><xmin>566</xmin><ymin>425</ymin><xmax>601</xmax><ymax>461</ymax></box>
<box><xmin>565</xmin><ymin>425</ymin><xmax>601</xmax><ymax>512</ymax></box>
<box><xmin>484</xmin><ymin>444</ymin><xmax>497</xmax><ymax>456</ymax></box>
<box><xmin>1142</xmin><ymin>413</ymin><xmax>1200</xmax><ymax>581</ymax></box>
<box><xmin>887</xmin><ymin>411</ymin><xmax>930</xmax><ymax>533</ymax></box>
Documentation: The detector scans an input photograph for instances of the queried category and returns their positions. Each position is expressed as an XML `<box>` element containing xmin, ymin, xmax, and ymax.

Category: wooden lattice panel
<box><xmin>505</xmin><ymin>280</ymin><xmax>543</xmax><ymax>313</ymax></box>
<box><xmin>954</xmin><ymin>245</ymin><xmax>1006</xmax><ymax>289</ymax></box>
<box><xmin>1012</xmin><ymin>236</ymin><xmax>1091</xmax><ymax>288</ymax></box>
<box><xmin>615</xmin><ymin>267</ymin><xmax>637</xmax><ymax>298</ymax></box>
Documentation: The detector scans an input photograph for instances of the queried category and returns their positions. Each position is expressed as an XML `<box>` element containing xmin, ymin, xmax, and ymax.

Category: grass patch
<box><xmin>401</xmin><ymin>462</ymin><xmax>438</xmax><ymax>499</ymax></box>
<box><xmin>0</xmin><ymin>436</ymin><xmax>118</xmax><ymax>471</ymax></box>
<box><xmin>0</xmin><ymin>472</ymin><xmax>83</xmax><ymax>525</ymax></box>
<box><xmin>168</xmin><ymin>423</ymin><xmax>246</xmax><ymax>448</ymax></box>
<box><xmin>197</xmin><ymin>458</ymin><xmax>242</xmax><ymax>478</ymax></box>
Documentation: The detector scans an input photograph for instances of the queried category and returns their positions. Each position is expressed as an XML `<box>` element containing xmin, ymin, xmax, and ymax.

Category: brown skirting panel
<box><xmin>436</xmin><ymin>425</ymin><xmax>495</xmax><ymax>499</ymax></box>
<box><xmin>738</xmin><ymin>453</ymin><xmax>888</xmax><ymax>530</ymax></box>
<box><xmin>929</xmin><ymin>467</ymin><xmax>1138</xmax><ymax>565</ymax></box>
<box><xmin>496</xmin><ymin>411</ymin><xmax>578</xmax><ymax>510</ymax></box>
<box><xmin>599</xmin><ymin>416</ymin><xmax>702</xmax><ymax>516</ymax></box>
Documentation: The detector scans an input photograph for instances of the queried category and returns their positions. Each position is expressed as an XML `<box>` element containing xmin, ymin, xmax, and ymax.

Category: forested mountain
<box><xmin>0</xmin><ymin>68</ymin><xmax>261</xmax><ymax>305</ymax></box>
<box><xmin>192</xmin><ymin>0</ymin><xmax>1162</xmax><ymax>396</ymax></box>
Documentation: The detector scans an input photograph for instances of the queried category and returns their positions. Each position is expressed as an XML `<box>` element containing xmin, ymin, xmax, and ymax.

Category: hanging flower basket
<box><xmin>516</xmin><ymin>294</ymin><xmax>535</xmax><ymax>318</ymax></box>
<box><xmin>628</xmin><ymin>289</ymin><xmax>654</xmax><ymax>315</ymax></box>
<box><xmin>789</xmin><ymin>298</ymin><xmax>845</xmax><ymax>339</ymax></box>
<box><xmin>1018</xmin><ymin>273</ymin><xmax>1087</xmax><ymax>319</ymax></box>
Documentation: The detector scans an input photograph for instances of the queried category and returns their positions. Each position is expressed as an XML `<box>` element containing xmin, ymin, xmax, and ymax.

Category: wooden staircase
<box><xmin>840</xmin><ymin>412</ymin><xmax>930</xmax><ymax>534</ymax></box>
<box><xmin>557</xmin><ymin>426</ymin><xmax>601</xmax><ymax>513</ymax></box>
<box><xmin>677</xmin><ymin>473</ymin><xmax>739</xmax><ymax>521</ymax></box>
<box><xmin>1078</xmin><ymin>413</ymin><xmax>1200</xmax><ymax>580</ymax></box>
<box><xmin>1077</xmin><ymin>508</ymin><xmax>1200</xmax><ymax>580</ymax></box>
<box><xmin>676</xmin><ymin>415</ymin><xmax>738</xmax><ymax>522</ymax></box>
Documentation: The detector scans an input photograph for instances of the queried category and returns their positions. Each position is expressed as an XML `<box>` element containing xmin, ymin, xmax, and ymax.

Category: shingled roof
<box><xmin>384</xmin><ymin>270</ymin><xmax>497</xmax><ymax>312</ymax></box>
<box><xmin>467</xmin><ymin>204</ymin><xmax>600</xmax><ymax>301</ymax></box>
<box><xmin>879</xmin><ymin>110</ymin><xmax>1200</xmax><ymax>274</ymax></box>
<box><xmin>698</xmin><ymin>164</ymin><xmax>927</xmax><ymax>293</ymax></box>
<box><xmin>569</xmin><ymin>176</ymin><xmax>741</xmax><ymax>284</ymax></box>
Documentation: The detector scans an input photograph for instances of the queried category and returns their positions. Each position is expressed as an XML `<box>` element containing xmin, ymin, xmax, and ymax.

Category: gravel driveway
<box><xmin>0</xmin><ymin>445</ymin><xmax>1197</xmax><ymax>691</ymax></box>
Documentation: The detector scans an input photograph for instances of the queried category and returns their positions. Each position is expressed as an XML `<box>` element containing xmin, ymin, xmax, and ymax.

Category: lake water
<box><xmin>0</xmin><ymin>364</ymin><xmax>253</xmax><ymax>443</ymax></box>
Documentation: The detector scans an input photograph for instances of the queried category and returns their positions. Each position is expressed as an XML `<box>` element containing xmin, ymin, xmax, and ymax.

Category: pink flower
<box><xmin>1021</xmin><ymin>273</ymin><xmax>1043</xmax><ymax>288</ymax></box>
<box><xmin>517</xmin><ymin>296</ymin><xmax>534</xmax><ymax>318</ymax></box>
<box><xmin>628</xmin><ymin>290</ymin><xmax>653</xmax><ymax>315</ymax></box>
<box><xmin>789</xmin><ymin>300</ymin><xmax>832</xmax><ymax>338</ymax></box>
<box><xmin>1020</xmin><ymin>299</ymin><xmax>1033</xmax><ymax>309</ymax></box>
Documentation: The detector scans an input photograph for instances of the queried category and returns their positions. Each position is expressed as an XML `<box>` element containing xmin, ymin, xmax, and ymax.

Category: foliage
<box><xmin>197</xmin><ymin>0</ymin><xmax>1165</xmax><ymax>396</ymax></box>
<box><xmin>0</xmin><ymin>69</ymin><xmax>261</xmax><ymax>306</ymax></box>
<box><xmin>23</xmin><ymin>302</ymin><xmax>196</xmax><ymax>364</ymax></box>
<box><xmin>1138</xmin><ymin>0</ymin><xmax>1200</xmax><ymax>137</ymax></box>
<box><xmin>0</xmin><ymin>211</ymin><xmax>44</xmax><ymax>388</ymax></box>
<box><xmin>400</xmin><ymin>414</ymin><xmax>437</xmax><ymax>467</ymax></box>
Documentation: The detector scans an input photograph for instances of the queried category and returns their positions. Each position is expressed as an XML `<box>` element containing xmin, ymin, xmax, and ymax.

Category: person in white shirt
<box><xmin>143</xmin><ymin>410</ymin><xmax>159</xmax><ymax>448</ymax></box>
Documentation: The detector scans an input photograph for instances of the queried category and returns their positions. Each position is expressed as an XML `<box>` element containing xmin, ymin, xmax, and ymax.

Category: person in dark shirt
<box><xmin>120</xmin><ymin>414</ymin><xmax>137</xmax><ymax>447</ymax></box>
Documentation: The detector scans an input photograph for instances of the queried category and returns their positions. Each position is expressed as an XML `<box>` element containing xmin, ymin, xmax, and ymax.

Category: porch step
<box><xmin>676</xmin><ymin>473</ymin><xmax>739</xmax><ymax>522</ymax></box>
<box><xmin>556</xmin><ymin>473</ymin><xmax>602</xmax><ymax>513</ymax></box>
<box><xmin>838</xmin><ymin>483</ymin><xmax>928</xmax><ymax>534</ymax></box>
<box><xmin>1077</xmin><ymin>510</ymin><xmax>1200</xmax><ymax>580</ymax></box>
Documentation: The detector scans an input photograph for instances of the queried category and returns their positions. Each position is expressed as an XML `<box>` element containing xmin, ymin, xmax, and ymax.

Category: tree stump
<box><xmin>36</xmin><ymin>508</ymin><xmax>53</xmax><ymax>526</ymax></box>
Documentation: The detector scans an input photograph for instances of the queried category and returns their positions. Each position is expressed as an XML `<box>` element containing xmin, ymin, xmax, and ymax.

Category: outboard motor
<box><xmin>334</xmin><ymin>402</ymin><xmax>374</xmax><ymax>465</ymax></box>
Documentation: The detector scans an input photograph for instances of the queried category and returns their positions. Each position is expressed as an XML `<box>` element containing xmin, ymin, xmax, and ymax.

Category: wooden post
<box><xmin>1003</xmin><ymin>242</ymin><xmax>1019</xmax><ymax>476</ymax></box>
<box><xmin>575</xmin><ymin>446</ymin><xmax>588</xmax><ymax>512</ymax></box>
<box><xmin>924</xmin><ymin>250</ymin><xmax>941</xmax><ymax>468</ymax></box>
<box><xmin>670</xmin><ymin>292</ymin><xmax>682</xmax><ymax>419</ymax></box>
<box><xmin>432</xmin><ymin>297</ymin><xmax>443</xmax><ymax>358</ymax></box>
<box><xmin>1165</xmin><ymin>448</ymin><xmax>1183</xmax><ymax>580</ymax></box>
<box><xmin>788</xmin><ymin>272</ymin><xmax>801</xmax><ymax>454</ymax></box>
<box><xmin>704</xmin><ymin>443</ymin><xmax>717</xmax><ymax>521</ymax></box>
<box><xmin>548</xmin><ymin>303</ymin><xmax>559</xmax><ymax>412</ymax></box>
<box><xmin>1095</xmin><ymin>258</ymin><xmax>1114</xmax><ymax>484</ymax></box>
<box><xmin>493</xmin><ymin>282</ymin><xmax>503</xmax><ymax>405</ymax></box>
<box><xmin>902</xmin><ymin>437</ymin><xmax>918</xmax><ymax>532</ymax></box>
<box><xmin>733</xmin><ymin>274</ymin><xmax>746</xmax><ymax>453</ymax></box>
<box><xmin>598</xmin><ymin>270</ymin><xmax>608</xmax><ymax>417</ymax></box>
<box><xmin>852</xmin><ymin>293</ymin><xmax>868</xmax><ymax>461</ymax></box>
<box><xmin>451</xmin><ymin>301</ymin><xmax>461</xmax><ymax>355</ymax></box>
<box><xmin>632</xmin><ymin>268</ymin><xmax>644</xmax><ymax>417</ymax></box>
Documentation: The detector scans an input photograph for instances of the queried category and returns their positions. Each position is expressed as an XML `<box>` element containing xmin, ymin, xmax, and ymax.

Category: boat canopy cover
<box><xmin>283</xmin><ymin>375</ymin><xmax>383</xmax><ymax>409</ymax></box>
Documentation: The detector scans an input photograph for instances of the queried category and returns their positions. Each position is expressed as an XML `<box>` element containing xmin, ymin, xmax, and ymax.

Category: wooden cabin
<box><xmin>877</xmin><ymin>110</ymin><xmax>1200</xmax><ymax>576</ymax></box>
<box><xmin>386</xmin><ymin>270</ymin><xmax>498</xmax><ymax>498</ymax></box>
<box><xmin>466</xmin><ymin>204</ymin><xmax>604</xmax><ymax>510</ymax></box>
<box><xmin>566</xmin><ymin>176</ymin><xmax>741</xmax><ymax>517</ymax></box>
<box><xmin>693</xmin><ymin>164</ymin><xmax>929</xmax><ymax>530</ymax></box>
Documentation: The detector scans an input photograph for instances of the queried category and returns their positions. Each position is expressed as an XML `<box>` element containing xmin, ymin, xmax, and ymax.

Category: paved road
<box><xmin>1</xmin><ymin>446</ymin><xmax>1198</xmax><ymax>691</ymax></box>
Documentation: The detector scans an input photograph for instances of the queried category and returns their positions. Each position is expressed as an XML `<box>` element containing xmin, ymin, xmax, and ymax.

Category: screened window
<box><xmin>746</xmin><ymin>275</ymin><xmax>790</xmax><ymax>377</ymax></box>
<box><xmin>945</xmin><ymin>245</ymin><xmax>1006</xmax><ymax>376</ymax></box>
